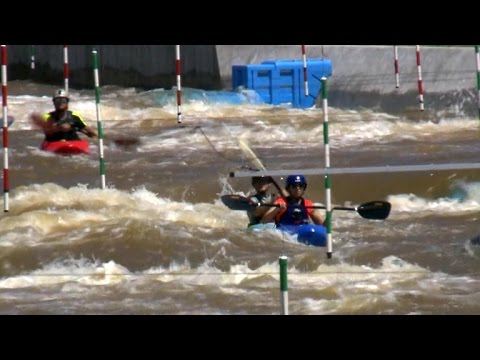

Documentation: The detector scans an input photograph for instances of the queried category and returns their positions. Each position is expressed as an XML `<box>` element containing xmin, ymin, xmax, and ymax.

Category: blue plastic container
<box><xmin>232</xmin><ymin>58</ymin><xmax>332</xmax><ymax>108</ymax></box>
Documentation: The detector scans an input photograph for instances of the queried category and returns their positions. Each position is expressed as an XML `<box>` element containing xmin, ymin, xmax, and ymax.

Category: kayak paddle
<box><xmin>220</xmin><ymin>194</ymin><xmax>391</xmax><ymax>220</ymax></box>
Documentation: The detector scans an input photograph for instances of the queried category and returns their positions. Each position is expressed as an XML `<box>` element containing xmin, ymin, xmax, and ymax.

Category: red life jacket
<box><xmin>274</xmin><ymin>197</ymin><xmax>314</xmax><ymax>225</ymax></box>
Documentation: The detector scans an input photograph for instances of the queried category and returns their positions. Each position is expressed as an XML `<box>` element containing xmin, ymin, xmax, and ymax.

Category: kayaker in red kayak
<box><xmin>30</xmin><ymin>89</ymin><xmax>97</xmax><ymax>141</ymax></box>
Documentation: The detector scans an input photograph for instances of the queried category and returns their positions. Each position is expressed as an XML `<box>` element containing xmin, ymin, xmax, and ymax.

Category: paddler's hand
<box><xmin>29</xmin><ymin>112</ymin><xmax>44</xmax><ymax>128</ymax></box>
<box><xmin>29</xmin><ymin>113</ymin><xmax>56</xmax><ymax>134</ymax></box>
<box><xmin>248</xmin><ymin>197</ymin><xmax>260</xmax><ymax>207</ymax></box>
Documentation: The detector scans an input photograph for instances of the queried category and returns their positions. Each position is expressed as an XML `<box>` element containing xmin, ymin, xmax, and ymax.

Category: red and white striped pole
<box><xmin>415</xmin><ymin>45</ymin><xmax>424</xmax><ymax>111</ymax></box>
<box><xmin>63</xmin><ymin>45</ymin><xmax>69</xmax><ymax>93</ymax></box>
<box><xmin>475</xmin><ymin>45</ymin><xmax>480</xmax><ymax>120</ymax></box>
<box><xmin>30</xmin><ymin>45</ymin><xmax>35</xmax><ymax>70</ymax></box>
<box><xmin>175</xmin><ymin>45</ymin><xmax>182</xmax><ymax>124</ymax></box>
<box><xmin>393</xmin><ymin>45</ymin><xmax>400</xmax><ymax>88</ymax></box>
<box><xmin>301</xmin><ymin>45</ymin><xmax>309</xmax><ymax>96</ymax></box>
<box><xmin>2</xmin><ymin>45</ymin><xmax>9</xmax><ymax>212</ymax></box>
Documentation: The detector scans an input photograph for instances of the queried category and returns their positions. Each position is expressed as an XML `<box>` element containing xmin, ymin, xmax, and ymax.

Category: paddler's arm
<box><xmin>29</xmin><ymin>112</ymin><xmax>57</xmax><ymax>135</ymax></box>
<box><xmin>79</xmin><ymin>126</ymin><xmax>98</xmax><ymax>138</ymax></box>
<box><xmin>246</xmin><ymin>196</ymin><xmax>267</xmax><ymax>221</ymax></box>
<box><xmin>310</xmin><ymin>209</ymin><xmax>325</xmax><ymax>225</ymax></box>
<box><xmin>260</xmin><ymin>201</ymin><xmax>286</xmax><ymax>223</ymax></box>
<box><xmin>72</xmin><ymin>112</ymin><xmax>97</xmax><ymax>138</ymax></box>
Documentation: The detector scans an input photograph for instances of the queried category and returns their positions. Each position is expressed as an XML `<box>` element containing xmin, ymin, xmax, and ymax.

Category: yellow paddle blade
<box><xmin>238</xmin><ymin>138</ymin><xmax>266</xmax><ymax>171</ymax></box>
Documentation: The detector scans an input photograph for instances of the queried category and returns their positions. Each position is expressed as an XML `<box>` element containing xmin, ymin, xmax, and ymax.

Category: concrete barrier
<box><xmin>6</xmin><ymin>45</ymin><xmax>222</xmax><ymax>90</ymax></box>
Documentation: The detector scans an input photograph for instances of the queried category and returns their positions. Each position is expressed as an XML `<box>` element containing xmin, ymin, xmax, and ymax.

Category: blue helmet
<box><xmin>286</xmin><ymin>175</ymin><xmax>307</xmax><ymax>188</ymax></box>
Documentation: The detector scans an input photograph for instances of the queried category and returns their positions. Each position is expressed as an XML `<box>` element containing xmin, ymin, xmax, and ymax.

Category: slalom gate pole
<box><xmin>175</xmin><ymin>45</ymin><xmax>182</xmax><ymax>124</ymax></box>
<box><xmin>30</xmin><ymin>45</ymin><xmax>35</xmax><ymax>70</ymax></box>
<box><xmin>64</xmin><ymin>45</ymin><xmax>69</xmax><ymax>93</ymax></box>
<box><xmin>475</xmin><ymin>45</ymin><xmax>480</xmax><ymax>120</ymax></box>
<box><xmin>415</xmin><ymin>45</ymin><xmax>424</xmax><ymax>111</ymax></box>
<box><xmin>393</xmin><ymin>45</ymin><xmax>400</xmax><ymax>88</ymax></box>
<box><xmin>92</xmin><ymin>49</ymin><xmax>106</xmax><ymax>189</ymax></box>
<box><xmin>301</xmin><ymin>45</ymin><xmax>309</xmax><ymax>96</ymax></box>
<box><xmin>2</xmin><ymin>45</ymin><xmax>9</xmax><ymax>212</ymax></box>
<box><xmin>279</xmin><ymin>256</ymin><xmax>289</xmax><ymax>315</ymax></box>
<box><xmin>322</xmin><ymin>77</ymin><xmax>333</xmax><ymax>259</ymax></box>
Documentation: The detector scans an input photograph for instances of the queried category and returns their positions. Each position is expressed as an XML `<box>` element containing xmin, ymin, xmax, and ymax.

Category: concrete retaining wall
<box><xmin>6</xmin><ymin>45</ymin><xmax>221</xmax><ymax>90</ymax></box>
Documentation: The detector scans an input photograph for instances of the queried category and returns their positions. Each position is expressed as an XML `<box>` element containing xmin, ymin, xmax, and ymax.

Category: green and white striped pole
<box><xmin>475</xmin><ymin>45</ymin><xmax>480</xmax><ymax>120</ymax></box>
<box><xmin>92</xmin><ymin>49</ymin><xmax>106</xmax><ymax>189</ymax></box>
<box><xmin>322</xmin><ymin>77</ymin><xmax>333</xmax><ymax>259</ymax></box>
<box><xmin>279</xmin><ymin>256</ymin><xmax>288</xmax><ymax>315</ymax></box>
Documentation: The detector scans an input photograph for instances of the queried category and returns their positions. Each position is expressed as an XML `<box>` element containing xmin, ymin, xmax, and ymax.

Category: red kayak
<box><xmin>40</xmin><ymin>139</ymin><xmax>90</xmax><ymax>155</ymax></box>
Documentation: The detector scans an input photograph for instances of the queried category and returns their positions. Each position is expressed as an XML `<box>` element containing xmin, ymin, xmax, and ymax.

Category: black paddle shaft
<box><xmin>220</xmin><ymin>195</ymin><xmax>391</xmax><ymax>220</ymax></box>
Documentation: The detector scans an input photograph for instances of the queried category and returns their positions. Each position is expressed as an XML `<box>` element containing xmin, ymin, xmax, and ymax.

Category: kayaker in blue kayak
<box><xmin>261</xmin><ymin>174</ymin><xmax>324</xmax><ymax>226</ymax></box>
<box><xmin>30</xmin><ymin>89</ymin><xmax>97</xmax><ymax>141</ymax></box>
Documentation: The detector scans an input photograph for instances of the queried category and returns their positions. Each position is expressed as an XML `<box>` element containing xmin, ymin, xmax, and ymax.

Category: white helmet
<box><xmin>53</xmin><ymin>89</ymin><xmax>69</xmax><ymax>101</ymax></box>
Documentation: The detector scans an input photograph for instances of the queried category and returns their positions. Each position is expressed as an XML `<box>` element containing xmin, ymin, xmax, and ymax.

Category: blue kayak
<box><xmin>248</xmin><ymin>223</ymin><xmax>327</xmax><ymax>247</ymax></box>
